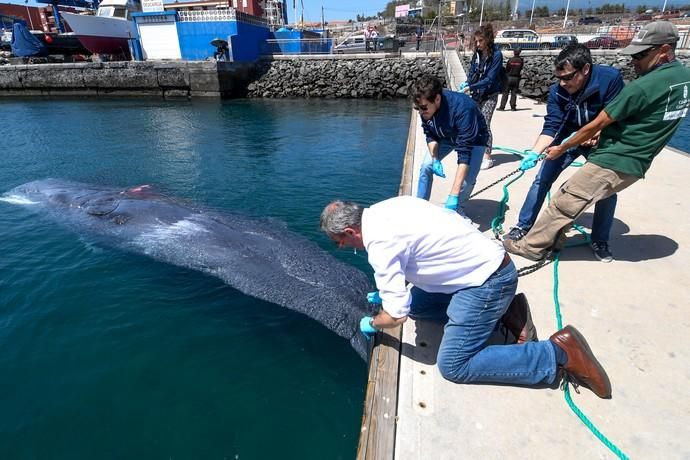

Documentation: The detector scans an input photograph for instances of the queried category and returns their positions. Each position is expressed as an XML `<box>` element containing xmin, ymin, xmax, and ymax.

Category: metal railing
<box><xmin>262</xmin><ymin>38</ymin><xmax>333</xmax><ymax>55</ymax></box>
<box><xmin>177</xmin><ymin>8</ymin><xmax>268</xmax><ymax>27</ymax></box>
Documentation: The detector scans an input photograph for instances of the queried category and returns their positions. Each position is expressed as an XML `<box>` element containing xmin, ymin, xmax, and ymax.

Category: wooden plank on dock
<box><xmin>357</xmin><ymin>110</ymin><xmax>416</xmax><ymax>460</ymax></box>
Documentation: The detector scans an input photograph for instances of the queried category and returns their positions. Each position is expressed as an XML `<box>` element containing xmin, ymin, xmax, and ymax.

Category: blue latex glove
<box><xmin>432</xmin><ymin>159</ymin><xmax>446</xmax><ymax>178</ymax></box>
<box><xmin>458</xmin><ymin>81</ymin><xmax>468</xmax><ymax>92</ymax></box>
<box><xmin>519</xmin><ymin>151</ymin><xmax>542</xmax><ymax>171</ymax></box>
<box><xmin>360</xmin><ymin>316</ymin><xmax>378</xmax><ymax>339</ymax></box>
<box><xmin>445</xmin><ymin>194</ymin><xmax>459</xmax><ymax>210</ymax></box>
<box><xmin>367</xmin><ymin>291</ymin><xmax>382</xmax><ymax>304</ymax></box>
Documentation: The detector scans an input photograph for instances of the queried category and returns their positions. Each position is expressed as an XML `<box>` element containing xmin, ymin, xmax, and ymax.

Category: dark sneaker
<box><xmin>591</xmin><ymin>241</ymin><xmax>613</xmax><ymax>263</ymax></box>
<box><xmin>505</xmin><ymin>226</ymin><xmax>527</xmax><ymax>241</ymax></box>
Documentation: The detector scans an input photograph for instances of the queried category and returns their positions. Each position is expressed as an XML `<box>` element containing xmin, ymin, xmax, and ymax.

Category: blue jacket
<box><xmin>467</xmin><ymin>44</ymin><xmax>505</xmax><ymax>100</ymax></box>
<box><xmin>421</xmin><ymin>89</ymin><xmax>488</xmax><ymax>161</ymax></box>
<box><xmin>542</xmin><ymin>64</ymin><xmax>624</xmax><ymax>145</ymax></box>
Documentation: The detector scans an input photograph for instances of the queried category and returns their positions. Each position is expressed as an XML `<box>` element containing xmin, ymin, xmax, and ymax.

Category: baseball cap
<box><xmin>620</xmin><ymin>21</ymin><xmax>680</xmax><ymax>55</ymax></box>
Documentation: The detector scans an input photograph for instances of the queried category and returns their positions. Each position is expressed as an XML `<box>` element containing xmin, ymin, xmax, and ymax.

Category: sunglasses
<box><xmin>553</xmin><ymin>69</ymin><xmax>580</xmax><ymax>82</ymax></box>
<box><xmin>631</xmin><ymin>46</ymin><xmax>659</xmax><ymax>61</ymax></box>
<box><xmin>413</xmin><ymin>104</ymin><xmax>429</xmax><ymax>111</ymax></box>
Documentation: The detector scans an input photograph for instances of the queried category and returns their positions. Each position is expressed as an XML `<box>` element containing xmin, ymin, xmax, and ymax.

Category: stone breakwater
<box><xmin>246</xmin><ymin>57</ymin><xmax>445</xmax><ymax>98</ymax></box>
<box><xmin>462</xmin><ymin>52</ymin><xmax>690</xmax><ymax>101</ymax></box>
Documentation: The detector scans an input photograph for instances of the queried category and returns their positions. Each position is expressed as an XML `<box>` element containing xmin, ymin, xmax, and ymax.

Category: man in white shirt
<box><xmin>320</xmin><ymin>196</ymin><xmax>612</xmax><ymax>398</ymax></box>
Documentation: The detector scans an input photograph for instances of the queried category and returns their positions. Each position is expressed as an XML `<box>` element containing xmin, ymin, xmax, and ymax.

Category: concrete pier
<box><xmin>0</xmin><ymin>61</ymin><xmax>255</xmax><ymax>98</ymax></box>
<box><xmin>360</xmin><ymin>57</ymin><xmax>690</xmax><ymax>459</ymax></box>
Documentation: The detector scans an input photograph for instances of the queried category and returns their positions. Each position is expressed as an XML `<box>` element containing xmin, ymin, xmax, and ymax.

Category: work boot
<box><xmin>502</xmin><ymin>238</ymin><xmax>545</xmax><ymax>262</ymax></box>
<box><xmin>549</xmin><ymin>325</ymin><xmax>612</xmax><ymax>399</ymax></box>
<box><xmin>501</xmin><ymin>293</ymin><xmax>538</xmax><ymax>344</ymax></box>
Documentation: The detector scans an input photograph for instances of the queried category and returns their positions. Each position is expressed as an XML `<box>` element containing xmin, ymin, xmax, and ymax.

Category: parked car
<box><xmin>333</xmin><ymin>34</ymin><xmax>366</xmax><ymax>53</ymax></box>
<box><xmin>552</xmin><ymin>34</ymin><xmax>578</xmax><ymax>49</ymax></box>
<box><xmin>578</xmin><ymin>16</ymin><xmax>603</xmax><ymax>25</ymax></box>
<box><xmin>634</xmin><ymin>13</ymin><xmax>653</xmax><ymax>21</ymax></box>
<box><xmin>494</xmin><ymin>28</ymin><xmax>547</xmax><ymax>50</ymax></box>
<box><xmin>0</xmin><ymin>29</ymin><xmax>11</xmax><ymax>50</ymax></box>
<box><xmin>584</xmin><ymin>36</ymin><xmax>621</xmax><ymax>49</ymax></box>
<box><xmin>653</xmin><ymin>10</ymin><xmax>681</xmax><ymax>20</ymax></box>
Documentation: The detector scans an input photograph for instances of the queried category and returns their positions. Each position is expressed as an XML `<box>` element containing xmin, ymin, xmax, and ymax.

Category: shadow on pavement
<box><xmin>486</xmin><ymin>152</ymin><xmax>521</xmax><ymax>167</ymax></box>
<box><xmin>559</xmin><ymin>233</ymin><xmax>679</xmax><ymax>262</ymax></box>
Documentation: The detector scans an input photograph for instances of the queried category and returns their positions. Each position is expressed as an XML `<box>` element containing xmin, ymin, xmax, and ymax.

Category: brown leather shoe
<box><xmin>550</xmin><ymin>325</ymin><xmax>612</xmax><ymax>399</ymax></box>
<box><xmin>501</xmin><ymin>293</ymin><xmax>538</xmax><ymax>344</ymax></box>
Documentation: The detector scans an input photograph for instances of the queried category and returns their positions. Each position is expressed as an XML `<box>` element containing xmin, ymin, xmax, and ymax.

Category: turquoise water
<box><xmin>668</xmin><ymin>116</ymin><xmax>690</xmax><ymax>153</ymax></box>
<box><xmin>0</xmin><ymin>98</ymin><xmax>409</xmax><ymax>459</ymax></box>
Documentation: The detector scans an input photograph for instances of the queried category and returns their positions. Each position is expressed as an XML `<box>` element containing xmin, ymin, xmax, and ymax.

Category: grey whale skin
<box><xmin>7</xmin><ymin>179</ymin><xmax>373</xmax><ymax>359</ymax></box>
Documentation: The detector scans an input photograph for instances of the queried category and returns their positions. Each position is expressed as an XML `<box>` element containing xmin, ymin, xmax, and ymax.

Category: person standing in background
<box><xmin>464</xmin><ymin>23</ymin><xmax>504</xmax><ymax>170</ymax></box>
<box><xmin>498</xmin><ymin>47</ymin><xmax>524</xmax><ymax>111</ymax></box>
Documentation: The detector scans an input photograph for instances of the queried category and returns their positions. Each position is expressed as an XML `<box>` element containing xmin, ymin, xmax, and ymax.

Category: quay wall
<box><xmin>0</xmin><ymin>60</ymin><xmax>254</xmax><ymax>98</ymax></box>
<box><xmin>460</xmin><ymin>51</ymin><xmax>690</xmax><ymax>100</ymax></box>
<box><xmin>246</xmin><ymin>56</ymin><xmax>446</xmax><ymax>98</ymax></box>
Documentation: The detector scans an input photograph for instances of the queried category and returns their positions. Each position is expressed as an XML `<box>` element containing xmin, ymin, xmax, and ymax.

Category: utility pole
<box><xmin>479</xmin><ymin>0</ymin><xmax>485</xmax><ymax>26</ymax></box>
<box><xmin>435</xmin><ymin>0</ymin><xmax>442</xmax><ymax>52</ymax></box>
<box><xmin>529</xmin><ymin>0</ymin><xmax>535</xmax><ymax>25</ymax></box>
<box><xmin>512</xmin><ymin>0</ymin><xmax>519</xmax><ymax>21</ymax></box>
<box><xmin>662</xmin><ymin>0</ymin><xmax>668</xmax><ymax>12</ymax></box>
<box><xmin>321</xmin><ymin>5</ymin><xmax>324</xmax><ymax>30</ymax></box>
<box><xmin>563</xmin><ymin>0</ymin><xmax>571</xmax><ymax>29</ymax></box>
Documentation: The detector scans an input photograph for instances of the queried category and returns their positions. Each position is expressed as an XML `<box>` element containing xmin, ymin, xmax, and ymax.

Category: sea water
<box><xmin>1</xmin><ymin>97</ymin><xmax>687</xmax><ymax>459</ymax></box>
<box><xmin>0</xmin><ymin>98</ymin><xmax>409</xmax><ymax>459</ymax></box>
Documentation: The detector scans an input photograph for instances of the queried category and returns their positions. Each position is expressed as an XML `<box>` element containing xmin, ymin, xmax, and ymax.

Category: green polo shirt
<box><xmin>589</xmin><ymin>60</ymin><xmax>690</xmax><ymax>178</ymax></box>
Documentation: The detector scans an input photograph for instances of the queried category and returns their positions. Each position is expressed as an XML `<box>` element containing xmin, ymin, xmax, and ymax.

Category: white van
<box><xmin>333</xmin><ymin>34</ymin><xmax>367</xmax><ymax>53</ymax></box>
<box><xmin>494</xmin><ymin>29</ymin><xmax>548</xmax><ymax>50</ymax></box>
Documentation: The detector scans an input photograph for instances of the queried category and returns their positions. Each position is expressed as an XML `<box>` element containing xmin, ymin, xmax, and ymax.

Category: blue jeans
<box><xmin>516</xmin><ymin>147</ymin><xmax>618</xmax><ymax>243</ymax></box>
<box><xmin>409</xmin><ymin>261</ymin><xmax>557</xmax><ymax>386</ymax></box>
<box><xmin>416</xmin><ymin>143</ymin><xmax>485</xmax><ymax>216</ymax></box>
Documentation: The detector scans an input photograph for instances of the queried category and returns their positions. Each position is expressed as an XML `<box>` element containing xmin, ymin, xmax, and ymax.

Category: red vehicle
<box><xmin>584</xmin><ymin>36</ymin><xmax>621</xmax><ymax>49</ymax></box>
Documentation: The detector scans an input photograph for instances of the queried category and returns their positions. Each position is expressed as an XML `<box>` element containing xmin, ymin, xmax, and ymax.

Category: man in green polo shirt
<box><xmin>504</xmin><ymin>21</ymin><xmax>690</xmax><ymax>261</ymax></box>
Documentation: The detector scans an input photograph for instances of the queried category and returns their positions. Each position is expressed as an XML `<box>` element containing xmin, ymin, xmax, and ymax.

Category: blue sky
<box><xmin>289</xmin><ymin>0</ymin><xmax>388</xmax><ymax>23</ymax></box>
<box><xmin>10</xmin><ymin>0</ymin><xmax>677</xmax><ymax>22</ymax></box>
<box><xmin>293</xmin><ymin>0</ymin><xmax>676</xmax><ymax>23</ymax></box>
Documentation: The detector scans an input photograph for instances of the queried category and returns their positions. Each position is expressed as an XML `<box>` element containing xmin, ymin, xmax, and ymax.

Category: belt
<box><xmin>497</xmin><ymin>253</ymin><xmax>511</xmax><ymax>271</ymax></box>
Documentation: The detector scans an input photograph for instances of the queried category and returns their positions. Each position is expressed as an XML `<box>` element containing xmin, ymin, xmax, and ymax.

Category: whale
<box><xmin>3</xmin><ymin>179</ymin><xmax>374</xmax><ymax>359</ymax></box>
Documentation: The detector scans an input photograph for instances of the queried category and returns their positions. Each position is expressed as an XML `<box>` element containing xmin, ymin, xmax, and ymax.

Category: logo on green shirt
<box><xmin>664</xmin><ymin>81</ymin><xmax>690</xmax><ymax>121</ymax></box>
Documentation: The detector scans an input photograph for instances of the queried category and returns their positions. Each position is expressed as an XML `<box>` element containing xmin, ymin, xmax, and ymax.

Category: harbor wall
<box><xmin>460</xmin><ymin>51</ymin><xmax>690</xmax><ymax>100</ymax></box>
<box><xmin>0</xmin><ymin>60</ymin><xmax>254</xmax><ymax>97</ymax></box>
<box><xmin>246</xmin><ymin>56</ymin><xmax>446</xmax><ymax>98</ymax></box>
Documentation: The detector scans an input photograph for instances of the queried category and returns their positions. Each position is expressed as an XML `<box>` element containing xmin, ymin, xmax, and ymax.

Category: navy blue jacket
<box><xmin>542</xmin><ymin>64</ymin><xmax>624</xmax><ymax>145</ymax></box>
<box><xmin>467</xmin><ymin>44</ymin><xmax>505</xmax><ymax>100</ymax></box>
<box><xmin>421</xmin><ymin>89</ymin><xmax>488</xmax><ymax>161</ymax></box>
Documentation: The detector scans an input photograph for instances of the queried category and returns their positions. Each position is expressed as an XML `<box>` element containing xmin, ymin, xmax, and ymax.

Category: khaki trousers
<box><xmin>519</xmin><ymin>162</ymin><xmax>639</xmax><ymax>259</ymax></box>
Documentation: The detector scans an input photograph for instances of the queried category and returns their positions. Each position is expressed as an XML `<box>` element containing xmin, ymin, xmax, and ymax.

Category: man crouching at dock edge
<box><xmin>320</xmin><ymin>196</ymin><xmax>612</xmax><ymax>398</ymax></box>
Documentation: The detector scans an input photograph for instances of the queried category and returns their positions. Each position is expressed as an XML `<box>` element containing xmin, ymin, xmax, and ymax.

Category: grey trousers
<box><xmin>517</xmin><ymin>162</ymin><xmax>638</xmax><ymax>259</ymax></box>
<box><xmin>478</xmin><ymin>94</ymin><xmax>498</xmax><ymax>156</ymax></box>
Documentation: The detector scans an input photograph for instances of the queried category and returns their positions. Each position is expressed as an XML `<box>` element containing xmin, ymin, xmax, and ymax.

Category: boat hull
<box><xmin>62</xmin><ymin>12</ymin><xmax>133</xmax><ymax>56</ymax></box>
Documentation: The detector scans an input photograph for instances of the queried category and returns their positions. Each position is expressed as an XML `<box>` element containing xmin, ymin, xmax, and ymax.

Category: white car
<box><xmin>1</xmin><ymin>30</ymin><xmax>12</xmax><ymax>50</ymax></box>
<box><xmin>494</xmin><ymin>29</ymin><xmax>549</xmax><ymax>50</ymax></box>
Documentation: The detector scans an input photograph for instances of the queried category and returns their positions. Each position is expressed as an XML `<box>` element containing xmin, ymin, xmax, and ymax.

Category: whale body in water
<box><xmin>4</xmin><ymin>179</ymin><xmax>374</xmax><ymax>359</ymax></box>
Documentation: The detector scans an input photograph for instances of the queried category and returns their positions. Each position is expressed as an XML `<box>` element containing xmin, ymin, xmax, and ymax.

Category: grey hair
<box><xmin>320</xmin><ymin>200</ymin><xmax>363</xmax><ymax>236</ymax></box>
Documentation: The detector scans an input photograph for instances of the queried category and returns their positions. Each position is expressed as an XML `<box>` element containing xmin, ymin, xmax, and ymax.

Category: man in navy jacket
<box><xmin>505</xmin><ymin>44</ymin><xmax>624</xmax><ymax>262</ymax></box>
<box><xmin>414</xmin><ymin>74</ymin><xmax>489</xmax><ymax>216</ymax></box>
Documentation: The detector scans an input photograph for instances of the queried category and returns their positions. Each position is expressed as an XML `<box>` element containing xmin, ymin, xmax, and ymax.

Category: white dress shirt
<box><xmin>362</xmin><ymin>196</ymin><xmax>505</xmax><ymax>318</ymax></box>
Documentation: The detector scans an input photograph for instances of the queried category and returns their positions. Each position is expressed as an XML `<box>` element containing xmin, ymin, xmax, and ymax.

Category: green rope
<box><xmin>489</xmin><ymin>145</ymin><xmax>629</xmax><ymax>459</ymax></box>
<box><xmin>552</xmin><ymin>255</ymin><xmax>630</xmax><ymax>460</ymax></box>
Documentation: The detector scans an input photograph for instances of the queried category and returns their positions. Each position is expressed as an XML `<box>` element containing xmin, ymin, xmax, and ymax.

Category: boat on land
<box><xmin>62</xmin><ymin>0</ymin><xmax>141</xmax><ymax>57</ymax></box>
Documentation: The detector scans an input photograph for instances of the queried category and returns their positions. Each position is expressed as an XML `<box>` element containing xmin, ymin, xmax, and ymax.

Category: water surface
<box><xmin>0</xmin><ymin>98</ymin><xmax>410</xmax><ymax>459</ymax></box>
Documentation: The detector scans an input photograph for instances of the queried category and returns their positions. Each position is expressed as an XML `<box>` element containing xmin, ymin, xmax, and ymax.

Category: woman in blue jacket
<box><xmin>465</xmin><ymin>23</ymin><xmax>505</xmax><ymax>170</ymax></box>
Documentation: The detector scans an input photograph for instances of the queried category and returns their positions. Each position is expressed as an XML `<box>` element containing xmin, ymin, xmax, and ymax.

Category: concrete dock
<box><xmin>360</xmin><ymin>58</ymin><xmax>690</xmax><ymax>459</ymax></box>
